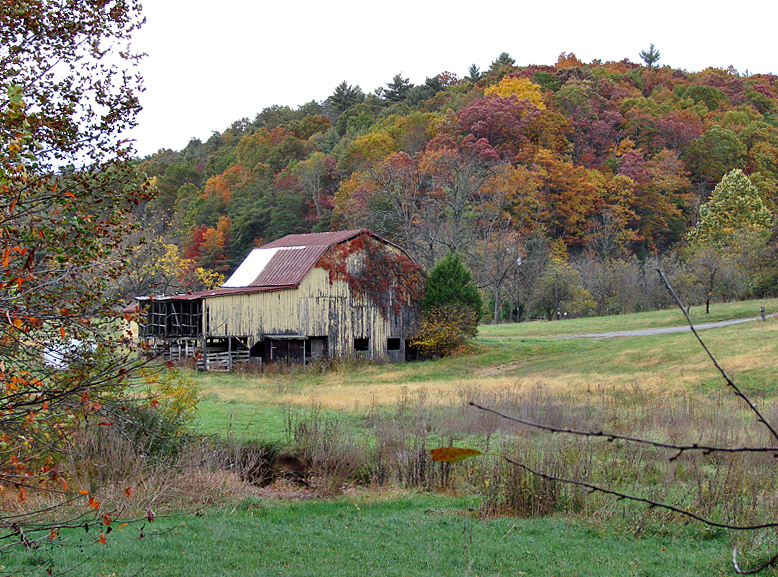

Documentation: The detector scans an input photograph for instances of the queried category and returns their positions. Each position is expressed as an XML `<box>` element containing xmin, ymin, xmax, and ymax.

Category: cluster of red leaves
<box><xmin>317</xmin><ymin>234</ymin><xmax>425</xmax><ymax>320</ymax></box>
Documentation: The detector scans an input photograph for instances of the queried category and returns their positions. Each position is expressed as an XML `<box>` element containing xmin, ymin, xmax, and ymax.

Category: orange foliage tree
<box><xmin>0</xmin><ymin>0</ymin><xmax>154</xmax><ymax>547</ymax></box>
<box><xmin>184</xmin><ymin>216</ymin><xmax>232</xmax><ymax>273</ymax></box>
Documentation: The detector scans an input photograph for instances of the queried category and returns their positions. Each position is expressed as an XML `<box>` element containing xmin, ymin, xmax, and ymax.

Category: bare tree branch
<box><xmin>468</xmin><ymin>402</ymin><xmax>778</xmax><ymax>459</ymax></box>
<box><xmin>469</xmin><ymin>270</ymin><xmax>778</xmax><ymax>573</ymax></box>
<box><xmin>657</xmin><ymin>269</ymin><xmax>778</xmax><ymax>445</ymax></box>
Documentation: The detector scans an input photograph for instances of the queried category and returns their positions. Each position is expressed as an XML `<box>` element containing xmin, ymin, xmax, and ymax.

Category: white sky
<box><xmin>128</xmin><ymin>1</ymin><xmax>778</xmax><ymax>158</ymax></box>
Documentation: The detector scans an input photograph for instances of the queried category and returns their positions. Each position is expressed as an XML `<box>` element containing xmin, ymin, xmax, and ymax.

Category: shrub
<box><xmin>409</xmin><ymin>305</ymin><xmax>478</xmax><ymax>358</ymax></box>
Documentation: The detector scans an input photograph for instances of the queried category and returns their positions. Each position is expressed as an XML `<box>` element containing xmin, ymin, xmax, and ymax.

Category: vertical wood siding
<box><xmin>203</xmin><ymin>266</ymin><xmax>418</xmax><ymax>360</ymax></box>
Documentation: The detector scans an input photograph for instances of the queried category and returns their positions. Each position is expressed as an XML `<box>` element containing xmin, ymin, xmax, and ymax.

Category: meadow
<box><xmin>195</xmin><ymin>297</ymin><xmax>778</xmax><ymax>439</ymax></box>
<box><xmin>6</xmin><ymin>299</ymin><xmax>778</xmax><ymax>576</ymax></box>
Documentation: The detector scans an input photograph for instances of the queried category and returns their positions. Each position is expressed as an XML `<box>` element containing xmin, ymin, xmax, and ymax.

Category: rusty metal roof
<box><xmin>136</xmin><ymin>230</ymin><xmax>414</xmax><ymax>302</ymax></box>
<box><xmin>261</xmin><ymin>229</ymin><xmax>368</xmax><ymax>249</ymax></box>
<box><xmin>247</xmin><ymin>245</ymin><xmax>328</xmax><ymax>287</ymax></box>
<box><xmin>221</xmin><ymin>229</ymin><xmax>373</xmax><ymax>292</ymax></box>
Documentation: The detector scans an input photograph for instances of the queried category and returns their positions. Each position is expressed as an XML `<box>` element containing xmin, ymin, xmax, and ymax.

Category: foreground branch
<box><xmin>657</xmin><ymin>269</ymin><xmax>778</xmax><ymax>445</ymax></box>
<box><xmin>468</xmin><ymin>272</ymin><xmax>778</xmax><ymax>573</ymax></box>
<box><xmin>469</xmin><ymin>402</ymin><xmax>778</xmax><ymax>460</ymax></box>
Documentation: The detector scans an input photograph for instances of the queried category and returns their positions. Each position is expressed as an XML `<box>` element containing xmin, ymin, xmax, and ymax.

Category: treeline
<box><xmin>125</xmin><ymin>51</ymin><xmax>778</xmax><ymax>318</ymax></box>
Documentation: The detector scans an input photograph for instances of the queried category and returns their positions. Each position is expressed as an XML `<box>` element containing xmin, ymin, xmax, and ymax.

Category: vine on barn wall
<box><xmin>317</xmin><ymin>234</ymin><xmax>425</xmax><ymax>320</ymax></box>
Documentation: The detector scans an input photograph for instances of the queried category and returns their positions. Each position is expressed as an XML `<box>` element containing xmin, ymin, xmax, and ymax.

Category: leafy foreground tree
<box><xmin>689</xmin><ymin>168</ymin><xmax>772</xmax><ymax>247</ymax></box>
<box><xmin>0</xmin><ymin>0</ymin><xmax>156</xmax><ymax>551</ymax></box>
<box><xmin>411</xmin><ymin>253</ymin><xmax>483</xmax><ymax>357</ymax></box>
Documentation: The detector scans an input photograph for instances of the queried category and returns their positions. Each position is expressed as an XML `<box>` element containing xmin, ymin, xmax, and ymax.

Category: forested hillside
<box><xmin>128</xmin><ymin>51</ymin><xmax>778</xmax><ymax>320</ymax></box>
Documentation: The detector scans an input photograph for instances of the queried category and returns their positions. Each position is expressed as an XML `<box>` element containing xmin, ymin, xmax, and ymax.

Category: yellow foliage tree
<box><xmin>143</xmin><ymin>242</ymin><xmax>225</xmax><ymax>293</ymax></box>
<box><xmin>485</xmin><ymin>77</ymin><xmax>546</xmax><ymax>110</ymax></box>
<box><xmin>139</xmin><ymin>367</ymin><xmax>201</xmax><ymax>433</ymax></box>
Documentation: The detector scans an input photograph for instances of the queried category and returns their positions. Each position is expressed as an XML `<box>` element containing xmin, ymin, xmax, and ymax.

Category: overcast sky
<box><xmin>127</xmin><ymin>1</ymin><xmax>778</xmax><ymax>158</ymax></box>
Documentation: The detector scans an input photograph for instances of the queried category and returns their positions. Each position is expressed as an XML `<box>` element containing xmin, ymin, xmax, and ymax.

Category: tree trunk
<box><xmin>492</xmin><ymin>283</ymin><xmax>502</xmax><ymax>324</ymax></box>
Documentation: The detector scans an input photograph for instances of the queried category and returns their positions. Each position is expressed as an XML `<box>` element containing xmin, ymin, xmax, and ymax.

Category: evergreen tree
<box><xmin>325</xmin><ymin>81</ymin><xmax>365</xmax><ymax>114</ymax></box>
<box><xmin>465</xmin><ymin>64</ymin><xmax>483</xmax><ymax>83</ymax></box>
<box><xmin>490</xmin><ymin>52</ymin><xmax>516</xmax><ymax>70</ymax></box>
<box><xmin>385</xmin><ymin>73</ymin><xmax>413</xmax><ymax>103</ymax></box>
<box><xmin>639</xmin><ymin>43</ymin><xmax>661</xmax><ymax>67</ymax></box>
<box><xmin>423</xmin><ymin>253</ymin><xmax>483</xmax><ymax>328</ymax></box>
<box><xmin>410</xmin><ymin>253</ymin><xmax>483</xmax><ymax>357</ymax></box>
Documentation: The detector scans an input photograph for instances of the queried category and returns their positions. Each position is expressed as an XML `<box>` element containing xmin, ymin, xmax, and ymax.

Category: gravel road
<box><xmin>557</xmin><ymin>313</ymin><xmax>777</xmax><ymax>339</ymax></box>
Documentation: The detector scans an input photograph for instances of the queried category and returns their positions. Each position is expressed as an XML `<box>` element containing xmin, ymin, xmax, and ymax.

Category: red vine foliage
<box><xmin>317</xmin><ymin>234</ymin><xmax>425</xmax><ymax>319</ymax></box>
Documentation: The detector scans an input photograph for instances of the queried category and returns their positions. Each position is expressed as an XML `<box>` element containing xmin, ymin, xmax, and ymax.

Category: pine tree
<box><xmin>639</xmin><ymin>43</ymin><xmax>661</xmax><ymax>68</ymax></box>
<box><xmin>490</xmin><ymin>52</ymin><xmax>516</xmax><ymax>70</ymax></box>
<box><xmin>423</xmin><ymin>253</ymin><xmax>483</xmax><ymax>330</ymax></box>
<box><xmin>385</xmin><ymin>73</ymin><xmax>412</xmax><ymax>103</ymax></box>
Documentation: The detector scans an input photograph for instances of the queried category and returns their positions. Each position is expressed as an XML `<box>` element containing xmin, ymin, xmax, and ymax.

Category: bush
<box><xmin>409</xmin><ymin>305</ymin><xmax>478</xmax><ymax>358</ymax></box>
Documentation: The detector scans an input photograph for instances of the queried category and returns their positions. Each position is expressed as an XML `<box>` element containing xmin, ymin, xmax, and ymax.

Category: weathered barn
<box><xmin>137</xmin><ymin>230</ymin><xmax>424</xmax><ymax>370</ymax></box>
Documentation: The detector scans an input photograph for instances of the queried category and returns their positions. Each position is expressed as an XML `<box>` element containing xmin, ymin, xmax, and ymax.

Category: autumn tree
<box><xmin>512</xmin><ymin>229</ymin><xmax>551</xmax><ymax>321</ymax></box>
<box><xmin>0</xmin><ymin>0</ymin><xmax>153</xmax><ymax>544</ymax></box>
<box><xmin>555</xmin><ymin>51</ymin><xmax>584</xmax><ymax>68</ymax></box>
<box><xmin>484</xmin><ymin>76</ymin><xmax>546</xmax><ymax>110</ymax></box>
<box><xmin>418</xmin><ymin>135</ymin><xmax>500</xmax><ymax>254</ymax></box>
<box><xmin>683</xmin><ymin>125</ymin><xmax>746</xmax><ymax>198</ymax></box>
<box><xmin>293</xmin><ymin>151</ymin><xmax>335</xmax><ymax>225</ymax></box>
<box><xmin>686</xmin><ymin>169</ymin><xmax>772</xmax><ymax>312</ymax></box>
<box><xmin>615</xmin><ymin>148</ymin><xmax>693</xmax><ymax>252</ymax></box>
<box><xmin>471</xmin><ymin>164</ymin><xmax>542</xmax><ymax>322</ymax></box>
<box><xmin>364</xmin><ymin>152</ymin><xmax>440</xmax><ymax>266</ymax></box>
<box><xmin>457</xmin><ymin>94</ymin><xmax>542</xmax><ymax>156</ymax></box>
<box><xmin>533</xmin><ymin>257</ymin><xmax>594</xmax><ymax>319</ymax></box>
<box><xmin>689</xmin><ymin>168</ymin><xmax>771</xmax><ymax>246</ymax></box>
<box><xmin>532</xmin><ymin>149</ymin><xmax>603</xmax><ymax>247</ymax></box>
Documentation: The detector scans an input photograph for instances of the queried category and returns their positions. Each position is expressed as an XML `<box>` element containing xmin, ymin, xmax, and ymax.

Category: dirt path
<box><xmin>557</xmin><ymin>313</ymin><xmax>777</xmax><ymax>339</ymax></box>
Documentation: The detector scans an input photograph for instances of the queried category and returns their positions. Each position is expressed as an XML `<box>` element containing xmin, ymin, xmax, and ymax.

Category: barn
<box><xmin>136</xmin><ymin>230</ymin><xmax>425</xmax><ymax>370</ymax></box>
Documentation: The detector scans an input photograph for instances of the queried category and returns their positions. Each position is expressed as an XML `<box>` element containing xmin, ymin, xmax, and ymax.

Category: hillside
<box><xmin>127</xmin><ymin>51</ymin><xmax>778</xmax><ymax>319</ymax></box>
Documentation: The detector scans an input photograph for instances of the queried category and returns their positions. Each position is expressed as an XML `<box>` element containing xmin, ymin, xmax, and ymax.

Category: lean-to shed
<box><xmin>137</xmin><ymin>230</ymin><xmax>424</xmax><ymax>370</ymax></box>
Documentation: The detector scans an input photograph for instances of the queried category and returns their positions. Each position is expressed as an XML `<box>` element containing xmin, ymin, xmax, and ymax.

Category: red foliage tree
<box><xmin>457</xmin><ymin>94</ymin><xmax>542</xmax><ymax>157</ymax></box>
<box><xmin>317</xmin><ymin>234</ymin><xmax>425</xmax><ymax>319</ymax></box>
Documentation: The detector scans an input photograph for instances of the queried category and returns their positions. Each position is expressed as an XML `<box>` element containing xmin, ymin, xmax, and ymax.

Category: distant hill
<box><xmin>128</xmin><ymin>52</ymin><xmax>778</xmax><ymax>317</ymax></box>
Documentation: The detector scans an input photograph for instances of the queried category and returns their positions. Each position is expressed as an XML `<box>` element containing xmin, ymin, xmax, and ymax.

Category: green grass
<box><xmin>191</xmin><ymin>299</ymin><xmax>778</xmax><ymax>441</ymax></box>
<box><xmin>11</xmin><ymin>299</ymin><xmax>778</xmax><ymax>576</ymax></box>
<box><xmin>196</xmin><ymin>396</ymin><xmax>289</xmax><ymax>439</ymax></box>
<box><xmin>6</xmin><ymin>495</ymin><xmax>752</xmax><ymax>577</ymax></box>
<box><xmin>479</xmin><ymin>296</ymin><xmax>778</xmax><ymax>338</ymax></box>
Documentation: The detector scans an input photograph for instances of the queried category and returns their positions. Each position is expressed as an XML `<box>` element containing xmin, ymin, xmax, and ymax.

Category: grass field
<box><xmin>8</xmin><ymin>299</ymin><xmax>778</xmax><ymax>576</ymax></box>
<box><xmin>194</xmin><ymin>298</ymin><xmax>778</xmax><ymax>440</ymax></box>
<box><xmin>5</xmin><ymin>495</ymin><xmax>746</xmax><ymax>577</ymax></box>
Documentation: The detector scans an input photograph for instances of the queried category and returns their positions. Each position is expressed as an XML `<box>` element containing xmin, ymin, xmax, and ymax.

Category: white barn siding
<box><xmin>203</xmin><ymin>267</ymin><xmax>407</xmax><ymax>359</ymax></box>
